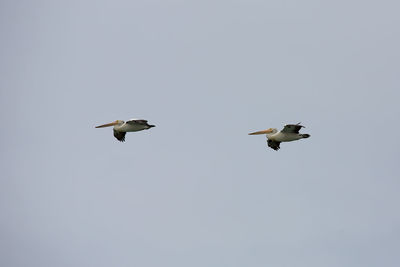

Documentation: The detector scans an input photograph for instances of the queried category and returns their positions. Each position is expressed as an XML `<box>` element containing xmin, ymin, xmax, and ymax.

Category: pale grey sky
<box><xmin>1</xmin><ymin>1</ymin><xmax>400</xmax><ymax>267</ymax></box>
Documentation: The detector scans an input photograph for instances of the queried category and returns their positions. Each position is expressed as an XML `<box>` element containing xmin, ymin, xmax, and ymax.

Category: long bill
<box><xmin>248</xmin><ymin>129</ymin><xmax>273</xmax><ymax>135</ymax></box>
<box><xmin>95</xmin><ymin>121</ymin><xmax>119</xmax><ymax>128</ymax></box>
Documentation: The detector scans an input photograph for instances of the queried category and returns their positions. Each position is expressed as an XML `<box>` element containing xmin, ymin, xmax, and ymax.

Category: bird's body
<box><xmin>113</xmin><ymin>120</ymin><xmax>152</xmax><ymax>132</ymax></box>
<box><xmin>249</xmin><ymin>123</ymin><xmax>310</xmax><ymax>150</ymax></box>
<box><xmin>95</xmin><ymin>119</ymin><xmax>155</xmax><ymax>142</ymax></box>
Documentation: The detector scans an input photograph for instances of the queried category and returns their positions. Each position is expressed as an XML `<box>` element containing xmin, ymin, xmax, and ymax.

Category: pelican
<box><xmin>249</xmin><ymin>123</ymin><xmax>310</xmax><ymax>150</ymax></box>
<box><xmin>95</xmin><ymin>119</ymin><xmax>155</xmax><ymax>142</ymax></box>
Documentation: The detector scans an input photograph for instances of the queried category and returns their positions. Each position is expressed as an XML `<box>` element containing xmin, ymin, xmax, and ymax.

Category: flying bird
<box><xmin>249</xmin><ymin>123</ymin><xmax>310</xmax><ymax>151</ymax></box>
<box><xmin>95</xmin><ymin>119</ymin><xmax>155</xmax><ymax>142</ymax></box>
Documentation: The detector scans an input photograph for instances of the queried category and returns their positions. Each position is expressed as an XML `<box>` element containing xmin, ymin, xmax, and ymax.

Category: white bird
<box><xmin>249</xmin><ymin>123</ymin><xmax>310</xmax><ymax>150</ymax></box>
<box><xmin>95</xmin><ymin>119</ymin><xmax>155</xmax><ymax>142</ymax></box>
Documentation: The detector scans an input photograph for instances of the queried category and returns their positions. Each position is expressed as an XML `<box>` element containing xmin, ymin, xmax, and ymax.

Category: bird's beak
<box><xmin>248</xmin><ymin>129</ymin><xmax>273</xmax><ymax>135</ymax></box>
<box><xmin>95</xmin><ymin>121</ymin><xmax>118</xmax><ymax>128</ymax></box>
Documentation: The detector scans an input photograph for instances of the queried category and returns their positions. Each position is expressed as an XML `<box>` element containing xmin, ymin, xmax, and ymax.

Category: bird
<box><xmin>95</xmin><ymin>119</ymin><xmax>155</xmax><ymax>142</ymax></box>
<box><xmin>249</xmin><ymin>123</ymin><xmax>310</xmax><ymax>151</ymax></box>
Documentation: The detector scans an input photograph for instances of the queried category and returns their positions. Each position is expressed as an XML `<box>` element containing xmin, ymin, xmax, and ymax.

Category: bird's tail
<box><xmin>301</xmin><ymin>134</ymin><xmax>310</xmax><ymax>138</ymax></box>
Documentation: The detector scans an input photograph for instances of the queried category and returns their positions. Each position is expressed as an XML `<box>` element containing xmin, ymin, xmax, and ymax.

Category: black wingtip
<box><xmin>117</xmin><ymin>136</ymin><xmax>125</xmax><ymax>142</ymax></box>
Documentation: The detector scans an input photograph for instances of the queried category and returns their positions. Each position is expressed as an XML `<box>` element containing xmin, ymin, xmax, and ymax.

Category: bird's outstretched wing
<box><xmin>281</xmin><ymin>123</ymin><xmax>304</xmax><ymax>134</ymax></box>
<box><xmin>113</xmin><ymin>129</ymin><xmax>126</xmax><ymax>142</ymax></box>
<box><xmin>126</xmin><ymin>119</ymin><xmax>149</xmax><ymax>125</ymax></box>
<box><xmin>267</xmin><ymin>139</ymin><xmax>281</xmax><ymax>151</ymax></box>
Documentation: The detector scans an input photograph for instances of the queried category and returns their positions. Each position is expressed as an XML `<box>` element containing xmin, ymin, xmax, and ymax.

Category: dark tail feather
<box><xmin>301</xmin><ymin>134</ymin><xmax>310</xmax><ymax>138</ymax></box>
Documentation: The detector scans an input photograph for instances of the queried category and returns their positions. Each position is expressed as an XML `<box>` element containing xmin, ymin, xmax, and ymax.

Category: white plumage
<box><xmin>95</xmin><ymin>119</ymin><xmax>155</xmax><ymax>142</ymax></box>
<box><xmin>249</xmin><ymin>123</ymin><xmax>310</xmax><ymax>150</ymax></box>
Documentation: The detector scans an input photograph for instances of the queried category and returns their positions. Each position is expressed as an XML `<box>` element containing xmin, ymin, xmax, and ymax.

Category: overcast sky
<box><xmin>1</xmin><ymin>1</ymin><xmax>400</xmax><ymax>266</ymax></box>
